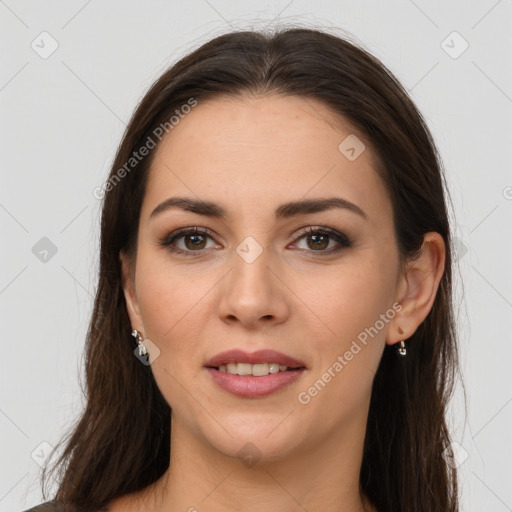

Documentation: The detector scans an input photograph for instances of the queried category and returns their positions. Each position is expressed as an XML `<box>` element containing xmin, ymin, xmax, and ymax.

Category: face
<box><xmin>121</xmin><ymin>94</ymin><xmax>404</xmax><ymax>463</ymax></box>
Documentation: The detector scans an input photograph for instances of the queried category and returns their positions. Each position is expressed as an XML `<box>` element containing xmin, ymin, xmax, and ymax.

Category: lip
<box><xmin>203</xmin><ymin>349</ymin><xmax>307</xmax><ymax>398</ymax></box>
<box><xmin>204</xmin><ymin>349</ymin><xmax>306</xmax><ymax>369</ymax></box>
<box><xmin>205</xmin><ymin>367</ymin><xmax>306</xmax><ymax>398</ymax></box>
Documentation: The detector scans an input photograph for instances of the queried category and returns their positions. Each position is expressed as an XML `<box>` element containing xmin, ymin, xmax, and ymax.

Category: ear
<box><xmin>386</xmin><ymin>232</ymin><xmax>446</xmax><ymax>346</ymax></box>
<box><xmin>119</xmin><ymin>250</ymin><xmax>144</xmax><ymax>332</ymax></box>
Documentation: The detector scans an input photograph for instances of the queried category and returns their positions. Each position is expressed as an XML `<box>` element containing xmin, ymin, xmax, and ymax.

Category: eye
<box><xmin>157</xmin><ymin>227</ymin><xmax>219</xmax><ymax>256</ymax></box>
<box><xmin>157</xmin><ymin>225</ymin><xmax>352</xmax><ymax>256</ymax></box>
<box><xmin>292</xmin><ymin>226</ymin><xmax>352</xmax><ymax>255</ymax></box>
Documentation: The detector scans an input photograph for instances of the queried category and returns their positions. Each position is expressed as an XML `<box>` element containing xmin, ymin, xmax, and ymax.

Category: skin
<box><xmin>114</xmin><ymin>94</ymin><xmax>445</xmax><ymax>512</ymax></box>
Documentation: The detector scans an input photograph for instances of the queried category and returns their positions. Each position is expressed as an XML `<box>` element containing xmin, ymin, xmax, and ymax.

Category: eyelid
<box><xmin>291</xmin><ymin>225</ymin><xmax>352</xmax><ymax>254</ymax></box>
<box><xmin>158</xmin><ymin>226</ymin><xmax>218</xmax><ymax>249</ymax></box>
<box><xmin>293</xmin><ymin>225</ymin><xmax>352</xmax><ymax>244</ymax></box>
<box><xmin>158</xmin><ymin>225</ymin><xmax>352</xmax><ymax>256</ymax></box>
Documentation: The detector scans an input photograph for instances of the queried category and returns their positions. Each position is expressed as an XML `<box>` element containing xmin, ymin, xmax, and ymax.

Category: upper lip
<box><xmin>204</xmin><ymin>349</ymin><xmax>306</xmax><ymax>369</ymax></box>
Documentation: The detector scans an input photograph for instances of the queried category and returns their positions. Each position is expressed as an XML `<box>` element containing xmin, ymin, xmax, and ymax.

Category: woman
<box><xmin>25</xmin><ymin>27</ymin><xmax>461</xmax><ymax>512</ymax></box>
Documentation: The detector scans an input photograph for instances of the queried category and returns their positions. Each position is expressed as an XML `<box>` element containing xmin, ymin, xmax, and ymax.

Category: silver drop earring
<box><xmin>396</xmin><ymin>326</ymin><xmax>407</xmax><ymax>357</ymax></box>
<box><xmin>132</xmin><ymin>329</ymin><xmax>147</xmax><ymax>356</ymax></box>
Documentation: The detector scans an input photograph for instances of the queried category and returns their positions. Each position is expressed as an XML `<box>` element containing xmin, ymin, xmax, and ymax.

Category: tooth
<box><xmin>268</xmin><ymin>363</ymin><xmax>280</xmax><ymax>374</ymax></box>
<box><xmin>252</xmin><ymin>363</ymin><xmax>270</xmax><ymax>376</ymax></box>
<box><xmin>217</xmin><ymin>363</ymin><xmax>294</xmax><ymax>375</ymax></box>
<box><xmin>226</xmin><ymin>363</ymin><xmax>238</xmax><ymax>374</ymax></box>
<box><xmin>237</xmin><ymin>363</ymin><xmax>252</xmax><ymax>375</ymax></box>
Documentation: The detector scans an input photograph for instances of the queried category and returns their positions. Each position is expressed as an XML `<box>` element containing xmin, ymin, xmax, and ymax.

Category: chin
<box><xmin>196</xmin><ymin>415</ymin><xmax>305</xmax><ymax>465</ymax></box>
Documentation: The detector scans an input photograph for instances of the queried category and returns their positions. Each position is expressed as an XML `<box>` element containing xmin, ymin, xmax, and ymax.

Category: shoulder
<box><xmin>21</xmin><ymin>500</ymin><xmax>111</xmax><ymax>512</ymax></box>
<box><xmin>21</xmin><ymin>502</ymin><xmax>63</xmax><ymax>512</ymax></box>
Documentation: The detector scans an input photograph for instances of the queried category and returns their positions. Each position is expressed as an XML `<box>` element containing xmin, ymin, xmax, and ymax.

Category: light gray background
<box><xmin>1</xmin><ymin>1</ymin><xmax>511</xmax><ymax>511</ymax></box>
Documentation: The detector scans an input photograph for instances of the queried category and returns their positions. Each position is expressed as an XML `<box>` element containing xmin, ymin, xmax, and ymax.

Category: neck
<box><xmin>138</xmin><ymin>412</ymin><xmax>376</xmax><ymax>512</ymax></box>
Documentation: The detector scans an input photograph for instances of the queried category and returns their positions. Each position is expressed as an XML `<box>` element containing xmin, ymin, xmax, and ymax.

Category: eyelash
<box><xmin>157</xmin><ymin>226</ymin><xmax>352</xmax><ymax>257</ymax></box>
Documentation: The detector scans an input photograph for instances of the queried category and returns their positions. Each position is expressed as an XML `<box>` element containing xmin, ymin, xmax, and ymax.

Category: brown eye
<box><xmin>158</xmin><ymin>227</ymin><xmax>217</xmax><ymax>256</ymax></box>
<box><xmin>183</xmin><ymin>233</ymin><xmax>207</xmax><ymax>250</ymax></box>
<box><xmin>294</xmin><ymin>226</ymin><xmax>352</xmax><ymax>255</ymax></box>
<box><xmin>305</xmin><ymin>233</ymin><xmax>329</xmax><ymax>250</ymax></box>
<box><xmin>158</xmin><ymin>225</ymin><xmax>352</xmax><ymax>257</ymax></box>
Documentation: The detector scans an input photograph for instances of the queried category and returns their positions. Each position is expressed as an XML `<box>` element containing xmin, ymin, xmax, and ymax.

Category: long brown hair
<box><xmin>42</xmin><ymin>27</ymin><xmax>461</xmax><ymax>512</ymax></box>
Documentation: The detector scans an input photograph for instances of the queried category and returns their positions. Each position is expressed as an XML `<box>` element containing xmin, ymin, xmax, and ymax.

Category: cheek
<box><xmin>295</xmin><ymin>303</ymin><xmax>387</xmax><ymax>434</ymax></box>
<box><xmin>136</xmin><ymin>244</ymin><xmax>203</xmax><ymax>313</ymax></box>
<box><xmin>134</xmin><ymin>253</ymin><xmax>214</xmax><ymax>360</ymax></box>
<box><xmin>134</xmin><ymin>258</ymin><xmax>213</xmax><ymax>412</ymax></box>
<box><xmin>294</xmin><ymin>254</ymin><xmax>395</xmax><ymax>409</ymax></box>
<box><xmin>297</xmin><ymin>255</ymin><xmax>393</xmax><ymax>349</ymax></box>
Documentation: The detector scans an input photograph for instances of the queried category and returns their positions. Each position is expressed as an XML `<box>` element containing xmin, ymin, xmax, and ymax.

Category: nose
<box><xmin>217</xmin><ymin>243</ymin><xmax>289</xmax><ymax>330</ymax></box>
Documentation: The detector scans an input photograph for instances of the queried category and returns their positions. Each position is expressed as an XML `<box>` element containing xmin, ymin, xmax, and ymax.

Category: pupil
<box><xmin>187</xmin><ymin>235</ymin><xmax>205</xmax><ymax>249</ymax></box>
<box><xmin>309</xmin><ymin>234</ymin><xmax>328</xmax><ymax>250</ymax></box>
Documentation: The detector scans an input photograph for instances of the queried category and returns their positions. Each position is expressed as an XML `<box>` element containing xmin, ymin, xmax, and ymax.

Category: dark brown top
<box><xmin>21</xmin><ymin>501</ymin><xmax>106</xmax><ymax>512</ymax></box>
<box><xmin>21</xmin><ymin>503</ymin><xmax>63</xmax><ymax>512</ymax></box>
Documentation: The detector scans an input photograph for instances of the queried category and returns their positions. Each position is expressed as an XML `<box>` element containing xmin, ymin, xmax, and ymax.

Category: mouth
<box><xmin>203</xmin><ymin>349</ymin><xmax>307</xmax><ymax>398</ymax></box>
<box><xmin>206</xmin><ymin>362</ymin><xmax>305</xmax><ymax>376</ymax></box>
<box><xmin>204</xmin><ymin>348</ymin><xmax>306</xmax><ymax>370</ymax></box>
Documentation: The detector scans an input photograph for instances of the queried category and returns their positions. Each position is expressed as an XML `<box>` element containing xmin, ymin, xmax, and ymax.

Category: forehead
<box><xmin>141</xmin><ymin>94</ymin><xmax>391</xmax><ymax>227</ymax></box>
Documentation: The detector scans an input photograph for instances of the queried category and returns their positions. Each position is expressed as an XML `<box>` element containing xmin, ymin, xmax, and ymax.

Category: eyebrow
<box><xmin>149</xmin><ymin>196</ymin><xmax>368</xmax><ymax>221</ymax></box>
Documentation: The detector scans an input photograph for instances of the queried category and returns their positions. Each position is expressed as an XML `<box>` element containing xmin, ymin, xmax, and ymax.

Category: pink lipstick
<box><xmin>204</xmin><ymin>349</ymin><xmax>307</xmax><ymax>398</ymax></box>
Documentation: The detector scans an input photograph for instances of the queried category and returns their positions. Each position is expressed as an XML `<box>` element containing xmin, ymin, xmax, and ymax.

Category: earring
<box><xmin>131</xmin><ymin>329</ymin><xmax>147</xmax><ymax>356</ymax></box>
<box><xmin>396</xmin><ymin>326</ymin><xmax>407</xmax><ymax>356</ymax></box>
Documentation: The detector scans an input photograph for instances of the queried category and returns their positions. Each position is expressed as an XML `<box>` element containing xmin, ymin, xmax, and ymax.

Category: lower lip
<box><xmin>205</xmin><ymin>367</ymin><xmax>306</xmax><ymax>398</ymax></box>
